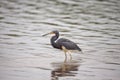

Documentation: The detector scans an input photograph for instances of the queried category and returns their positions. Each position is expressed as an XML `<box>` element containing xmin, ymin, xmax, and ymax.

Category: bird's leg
<box><xmin>68</xmin><ymin>51</ymin><xmax>72</xmax><ymax>61</ymax></box>
<box><xmin>64</xmin><ymin>51</ymin><xmax>67</xmax><ymax>63</ymax></box>
<box><xmin>62</xmin><ymin>46</ymin><xmax>68</xmax><ymax>63</ymax></box>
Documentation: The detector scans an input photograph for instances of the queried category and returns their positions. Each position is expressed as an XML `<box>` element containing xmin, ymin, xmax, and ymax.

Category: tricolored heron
<box><xmin>42</xmin><ymin>30</ymin><xmax>82</xmax><ymax>62</ymax></box>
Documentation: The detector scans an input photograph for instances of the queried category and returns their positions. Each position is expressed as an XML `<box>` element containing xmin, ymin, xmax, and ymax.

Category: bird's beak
<box><xmin>42</xmin><ymin>32</ymin><xmax>55</xmax><ymax>36</ymax></box>
<box><xmin>42</xmin><ymin>33</ymin><xmax>50</xmax><ymax>36</ymax></box>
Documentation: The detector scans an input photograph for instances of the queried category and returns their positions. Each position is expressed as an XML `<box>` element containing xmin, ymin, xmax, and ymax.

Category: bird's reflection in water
<box><xmin>51</xmin><ymin>61</ymin><xmax>80</xmax><ymax>80</ymax></box>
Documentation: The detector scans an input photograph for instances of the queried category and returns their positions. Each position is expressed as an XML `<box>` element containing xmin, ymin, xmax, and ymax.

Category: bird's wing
<box><xmin>56</xmin><ymin>38</ymin><xmax>81</xmax><ymax>51</ymax></box>
<box><xmin>61</xmin><ymin>41</ymin><xmax>80</xmax><ymax>50</ymax></box>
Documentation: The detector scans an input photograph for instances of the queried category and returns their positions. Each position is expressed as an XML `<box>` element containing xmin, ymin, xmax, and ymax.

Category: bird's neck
<box><xmin>51</xmin><ymin>34</ymin><xmax>59</xmax><ymax>48</ymax></box>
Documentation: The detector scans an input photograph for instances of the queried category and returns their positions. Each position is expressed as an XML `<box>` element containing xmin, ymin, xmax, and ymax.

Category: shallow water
<box><xmin>0</xmin><ymin>0</ymin><xmax>120</xmax><ymax>80</ymax></box>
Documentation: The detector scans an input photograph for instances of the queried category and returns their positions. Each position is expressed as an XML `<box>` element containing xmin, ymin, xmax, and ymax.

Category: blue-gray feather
<box><xmin>50</xmin><ymin>30</ymin><xmax>82</xmax><ymax>51</ymax></box>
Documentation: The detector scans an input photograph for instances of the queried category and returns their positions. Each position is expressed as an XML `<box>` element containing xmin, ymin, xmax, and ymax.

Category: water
<box><xmin>0</xmin><ymin>0</ymin><xmax>120</xmax><ymax>80</ymax></box>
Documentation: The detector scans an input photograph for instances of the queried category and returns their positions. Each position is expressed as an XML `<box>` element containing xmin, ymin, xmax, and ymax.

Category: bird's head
<box><xmin>42</xmin><ymin>30</ymin><xmax>59</xmax><ymax>36</ymax></box>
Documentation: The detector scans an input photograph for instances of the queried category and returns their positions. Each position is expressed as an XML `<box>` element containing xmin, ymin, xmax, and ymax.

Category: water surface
<box><xmin>0</xmin><ymin>0</ymin><xmax>120</xmax><ymax>80</ymax></box>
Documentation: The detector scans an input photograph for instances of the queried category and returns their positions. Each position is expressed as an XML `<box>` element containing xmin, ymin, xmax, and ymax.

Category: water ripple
<box><xmin>0</xmin><ymin>0</ymin><xmax>120</xmax><ymax>80</ymax></box>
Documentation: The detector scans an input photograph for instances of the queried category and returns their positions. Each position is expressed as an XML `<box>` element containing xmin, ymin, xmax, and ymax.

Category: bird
<box><xmin>42</xmin><ymin>30</ymin><xmax>82</xmax><ymax>62</ymax></box>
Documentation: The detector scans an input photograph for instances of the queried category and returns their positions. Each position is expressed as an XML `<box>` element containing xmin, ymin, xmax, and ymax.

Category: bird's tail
<box><xmin>78</xmin><ymin>48</ymin><xmax>83</xmax><ymax>54</ymax></box>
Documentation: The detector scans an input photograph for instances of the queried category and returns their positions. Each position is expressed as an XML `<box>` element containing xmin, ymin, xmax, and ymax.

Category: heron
<box><xmin>42</xmin><ymin>30</ymin><xmax>82</xmax><ymax>62</ymax></box>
